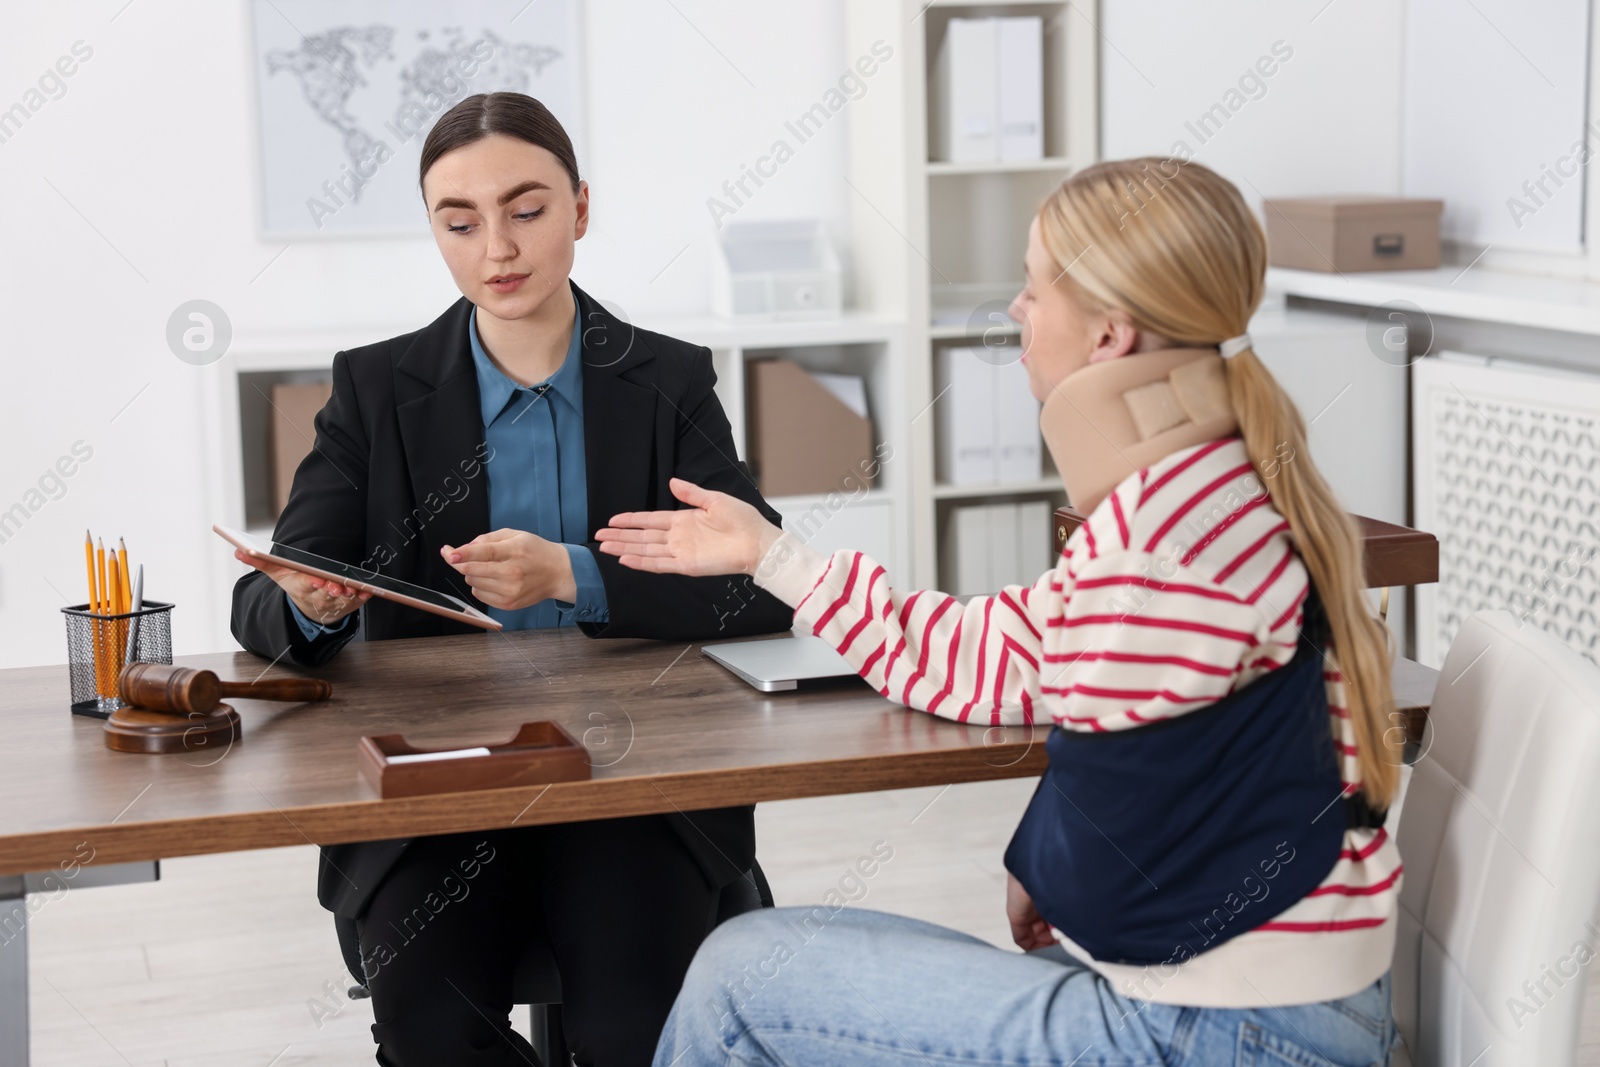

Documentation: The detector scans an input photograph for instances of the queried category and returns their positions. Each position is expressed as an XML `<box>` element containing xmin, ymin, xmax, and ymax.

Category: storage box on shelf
<box><xmin>1263</xmin><ymin>196</ymin><xmax>1444</xmax><ymax>273</ymax></box>
<box><xmin>729</xmin><ymin>332</ymin><xmax>906</xmax><ymax>576</ymax></box>
<box><xmin>711</xmin><ymin>219</ymin><xmax>843</xmax><ymax>319</ymax></box>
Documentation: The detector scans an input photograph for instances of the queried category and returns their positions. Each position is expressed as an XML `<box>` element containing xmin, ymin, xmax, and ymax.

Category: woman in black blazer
<box><xmin>230</xmin><ymin>92</ymin><xmax>791</xmax><ymax>1066</ymax></box>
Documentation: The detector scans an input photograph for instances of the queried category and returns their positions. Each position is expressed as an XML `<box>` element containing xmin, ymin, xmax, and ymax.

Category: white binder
<box><xmin>989</xmin><ymin>503</ymin><xmax>1021</xmax><ymax>590</ymax></box>
<box><xmin>945</xmin><ymin>504</ymin><xmax>993</xmax><ymax>596</ymax></box>
<box><xmin>994</xmin><ymin>358</ymin><xmax>1041</xmax><ymax>483</ymax></box>
<box><xmin>933</xmin><ymin>18</ymin><xmax>999</xmax><ymax>162</ymax></box>
<box><xmin>937</xmin><ymin>347</ymin><xmax>998</xmax><ymax>485</ymax></box>
<box><xmin>1017</xmin><ymin>499</ymin><xmax>1054</xmax><ymax>580</ymax></box>
<box><xmin>997</xmin><ymin>17</ymin><xmax>1044</xmax><ymax>162</ymax></box>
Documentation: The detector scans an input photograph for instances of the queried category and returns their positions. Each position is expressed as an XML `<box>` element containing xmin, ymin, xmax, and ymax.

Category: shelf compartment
<box><xmin>236</xmin><ymin>368</ymin><xmax>334</xmax><ymax>531</ymax></box>
<box><xmin>927</xmin><ymin>170</ymin><xmax>1061</xmax><ymax>289</ymax></box>
<box><xmin>741</xmin><ymin>342</ymin><xmax>897</xmax><ymax>496</ymax></box>
<box><xmin>922</xmin><ymin>1</ymin><xmax>1075</xmax><ymax>165</ymax></box>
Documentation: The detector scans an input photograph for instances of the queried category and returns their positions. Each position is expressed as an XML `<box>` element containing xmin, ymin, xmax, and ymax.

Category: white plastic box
<box><xmin>711</xmin><ymin>220</ymin><xmax>842</xmax><ymax>319</ymax></box>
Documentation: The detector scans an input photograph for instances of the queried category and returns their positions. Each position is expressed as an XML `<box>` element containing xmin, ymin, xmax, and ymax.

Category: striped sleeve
<box><xmin>752</xmin><ymin>530</ymin><xmax>1051</xmax><ymax>726</ymax></box>
<box><xmin>1041</xmin><ymin>548</ymin><xmax>1279</xmax><ymax>731</ymax></box>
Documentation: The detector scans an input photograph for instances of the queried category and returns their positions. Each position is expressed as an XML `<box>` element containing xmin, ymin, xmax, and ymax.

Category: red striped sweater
<box><xmin>753</xmin><ymin>434</ymin><xmax>1402</xmax><ymax>1007</ymax></box>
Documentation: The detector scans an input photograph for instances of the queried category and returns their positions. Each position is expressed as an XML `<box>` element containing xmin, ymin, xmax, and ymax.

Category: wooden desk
<box><xmin>0</xmin><ymin>628</ymin><xmax>1443</xmax><ymax>876</ymax></box>
<box><xmin>0</xmin><ymin>627</ymin><xmax>1058</xmax><ymax>877</ymax></box>
<box><xmin>1353</xmin><ymin>515</ymin><xmax>1440</xmax><ymax>589</ymax></box>
<box><xmin>0</xmin><ymin>627</ymin><xmax>1439</xmax><ymax>1067</ymax></box>
<box><xmin>0</xmin><ymin>620</ymin><xmax>1446</xmax><ymax>883</ymax></box>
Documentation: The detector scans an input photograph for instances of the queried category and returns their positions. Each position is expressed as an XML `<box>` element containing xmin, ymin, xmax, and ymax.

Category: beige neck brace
<box><xmin>1040</xmin><ymin>347</ymin><xmax>1240</xmax><ymax>516</ymax></box>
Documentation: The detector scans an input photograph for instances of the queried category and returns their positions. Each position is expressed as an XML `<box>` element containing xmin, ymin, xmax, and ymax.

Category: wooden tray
<box><xmin>358</xmin><ymin>721</ymin><xmax>591</xmax><ymax>799</ymax></box>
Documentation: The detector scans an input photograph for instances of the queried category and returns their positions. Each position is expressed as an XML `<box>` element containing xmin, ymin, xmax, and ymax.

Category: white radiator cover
<box><xmin>1413</xmin><ymin>353</ymin><xmax>1600</xmax><ymax>669</ymax></box>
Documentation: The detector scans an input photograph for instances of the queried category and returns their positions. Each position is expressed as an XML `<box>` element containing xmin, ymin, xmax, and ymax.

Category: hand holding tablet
<box><xmin>215</xmin><ymin>525</ymin><xmax>503</xmax><ymax>631</ymax></box>
<box><xmin>235</xmin><ymin>547</ymin><xmax>372</xmax><ymax>628</ymax></box>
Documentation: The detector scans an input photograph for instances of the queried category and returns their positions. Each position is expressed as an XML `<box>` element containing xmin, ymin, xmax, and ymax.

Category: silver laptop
<box><xmin>701</xmin><ymin>635</ymin><xmax>865</xmax><ymax>692</ymax></box>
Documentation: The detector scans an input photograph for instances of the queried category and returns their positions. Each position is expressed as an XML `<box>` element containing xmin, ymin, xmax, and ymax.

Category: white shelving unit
<box><xmin>849</xmin><ymin>0</ymin><xmax>1100</xmax><ymax>587</ymax></box>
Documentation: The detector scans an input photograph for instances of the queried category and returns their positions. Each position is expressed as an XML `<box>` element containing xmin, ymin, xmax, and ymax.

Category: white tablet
<box><xmin>215</xmin><ymin>525</ymin><xmax>502</xmax><ymax>631</ymax></box>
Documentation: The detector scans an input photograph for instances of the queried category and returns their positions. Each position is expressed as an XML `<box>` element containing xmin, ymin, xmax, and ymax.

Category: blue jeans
<box><xmin>654</xmin><ymin>907</ymin><xmax>1398</xmax><ymax>1066</ymax></box>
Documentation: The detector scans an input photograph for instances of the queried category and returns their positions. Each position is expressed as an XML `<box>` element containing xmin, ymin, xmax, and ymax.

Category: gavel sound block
<box><xmin>104</xmin><ymin>663</ymin><xmax>333</xmax><ymax>754</ymax></box>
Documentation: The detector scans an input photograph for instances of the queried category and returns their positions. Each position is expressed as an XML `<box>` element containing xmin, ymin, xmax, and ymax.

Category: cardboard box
<box><xmin>1263</xmin><ymin>196</ymin><xmax>1443</xmax><ymax>272</ymax></box>
<box><xmin>745</xmin><ymin>360</ymin><xmax>875</xmax><ymax>498</ymax></box>
<box><xmin>270</xmin><ymin>381</ymin><xmax>332</xmax><ymax>517</ymax></box>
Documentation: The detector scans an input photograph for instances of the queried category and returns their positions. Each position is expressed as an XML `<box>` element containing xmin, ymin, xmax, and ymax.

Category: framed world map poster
<box><xmin>249</xmin><ymin>0</ymin><xmax>582</xmax><ymax>238</ymax></box>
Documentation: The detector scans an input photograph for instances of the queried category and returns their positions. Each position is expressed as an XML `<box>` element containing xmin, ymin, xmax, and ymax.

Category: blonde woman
<box><xmin>601</xmin><ymin>158</ymin><xmax>1404</xmax><ymax>1067</ymax></box>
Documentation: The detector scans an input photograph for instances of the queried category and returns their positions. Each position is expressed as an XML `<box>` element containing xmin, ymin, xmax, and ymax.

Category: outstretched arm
<box><xmin>581</xmin><ymin>352</ymin><xmax>791</xmax><ymax>641</ymax></box>
<box><xmin>599</xmin><ymin>479</ymin><xmax>1051</xmax><ymax>726</ymax></box>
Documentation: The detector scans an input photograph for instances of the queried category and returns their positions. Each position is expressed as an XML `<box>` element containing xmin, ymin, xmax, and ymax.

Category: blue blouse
<box><xmin>290</xmin><ymin>301</ymin><xmax>609</xmax><ymax>638</ymax></box>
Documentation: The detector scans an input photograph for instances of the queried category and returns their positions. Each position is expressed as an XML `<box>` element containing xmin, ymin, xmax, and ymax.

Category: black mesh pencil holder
<box><xmin>61</xmin><ymin>601</ymin><xmax>174</xmax><ymax>718</ymax></box>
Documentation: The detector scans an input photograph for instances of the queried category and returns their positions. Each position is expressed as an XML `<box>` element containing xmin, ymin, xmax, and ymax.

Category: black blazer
<box><xmin>231</xmin><ymin>279</ymin><xmax>793</xmax><ymax>918</ymax></box>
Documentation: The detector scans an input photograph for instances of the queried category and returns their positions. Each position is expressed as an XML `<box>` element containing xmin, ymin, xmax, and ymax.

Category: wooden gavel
<box><xmin>119</xmin><ymin>662</ymin><xmax>331</xmax><ymax>715</ymax></box>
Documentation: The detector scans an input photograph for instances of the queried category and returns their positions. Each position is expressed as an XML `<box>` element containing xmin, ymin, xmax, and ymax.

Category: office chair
<box><xmin>1389</xmin><ymin>609</ymin><xmax>1600</xmax><ymax>1066</ymax></box>
<box><xmin>335</xmin><ymin>861</ymin><xmax>774</xmax><ymax>1067</ymax></box>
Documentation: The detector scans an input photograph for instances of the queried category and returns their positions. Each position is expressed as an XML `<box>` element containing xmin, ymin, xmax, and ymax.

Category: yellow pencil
<box><xmin>107</xmin><ymin>552</ymin><xmax>124</xmax><ymax>685</ymax></box>
<box><xmin>96</xmin><ymin>539</ymin><xmax>107</xmax><ymax>614</ymax></box>
<box><xmin>85</xmin><ymin>529</ymin><xmax>105</xmax><ymax>697</ymax></box>
<box><xmin>95</xmin><ymin>538</ymin><xmax>110</xmax><ymax>697</ymax></box>
<box><xmin>84</xmin><ymin>530</ymin><xmax>97</xmax><ymax>613</ymax></box>
<box><xmin>118</xmin><ymin>537</ymin><xmax>130</xmax><ymax>606</ymax></box>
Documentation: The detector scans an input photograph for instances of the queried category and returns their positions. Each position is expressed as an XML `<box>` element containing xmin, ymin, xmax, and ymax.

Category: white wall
<box><xmin>1101</xmin><ymin>0</ymin><xmax>1404</xmax><ymax>207</ymax></box>
<box><xmin>1403</xmin><ymin>0</ymin><xmax>1590</xmax><ymax>253</ymax></box>
<box><xmin>0</xmin><ymin>1</ymin><xmax>849</xmax><ymax>666</ymax></box>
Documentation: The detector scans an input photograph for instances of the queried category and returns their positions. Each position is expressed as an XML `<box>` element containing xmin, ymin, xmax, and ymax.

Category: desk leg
<box><xmin>0</xmin><ymin>875</ymin><xmax>27</xmax><ymax>1067</ymax></box>
<box><xmin>0</xmin><ymin>863</ymin><xmax>158</xmax><ymax>1067</ymax></box>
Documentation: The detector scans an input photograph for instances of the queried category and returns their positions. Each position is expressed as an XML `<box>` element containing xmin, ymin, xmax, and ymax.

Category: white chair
<box><xmin>1390</xmin><ymin>609</ymin><xmax>1600</xmax><ymax>1066</ymax></box>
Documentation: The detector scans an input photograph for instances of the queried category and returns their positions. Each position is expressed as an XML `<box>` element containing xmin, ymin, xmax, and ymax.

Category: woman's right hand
<box><xmin>597</xmin><ymin>478</ymin><xmax>783</xmax><ymax>578</ymax></box>
<box><xmin>234</xmin><ymin>549</ymin><xmax>371</xmax><ymax>627</ymax></box>
<box><xmin>1006</xmin><ymin>873</ymin><xmax>1055</xmax><ymax>951</ymax></box>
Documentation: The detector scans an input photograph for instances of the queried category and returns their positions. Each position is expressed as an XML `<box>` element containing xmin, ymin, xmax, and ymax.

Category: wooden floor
<box><xmin>22</xmin><ymin>779</ymin><xmax>1600</xmax><ymax>1064</ymax></box>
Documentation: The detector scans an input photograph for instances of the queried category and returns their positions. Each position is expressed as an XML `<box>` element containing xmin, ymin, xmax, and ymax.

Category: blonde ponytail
<box><xmin>1037</xmin><ymin>158</ymin><xmax>1401</xmax><ymax>809</ymax></box>
<box><xmin>1223</xmin><ymin>345</ymin><xmax>1400</xmax><ymax>809</ymax></box>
